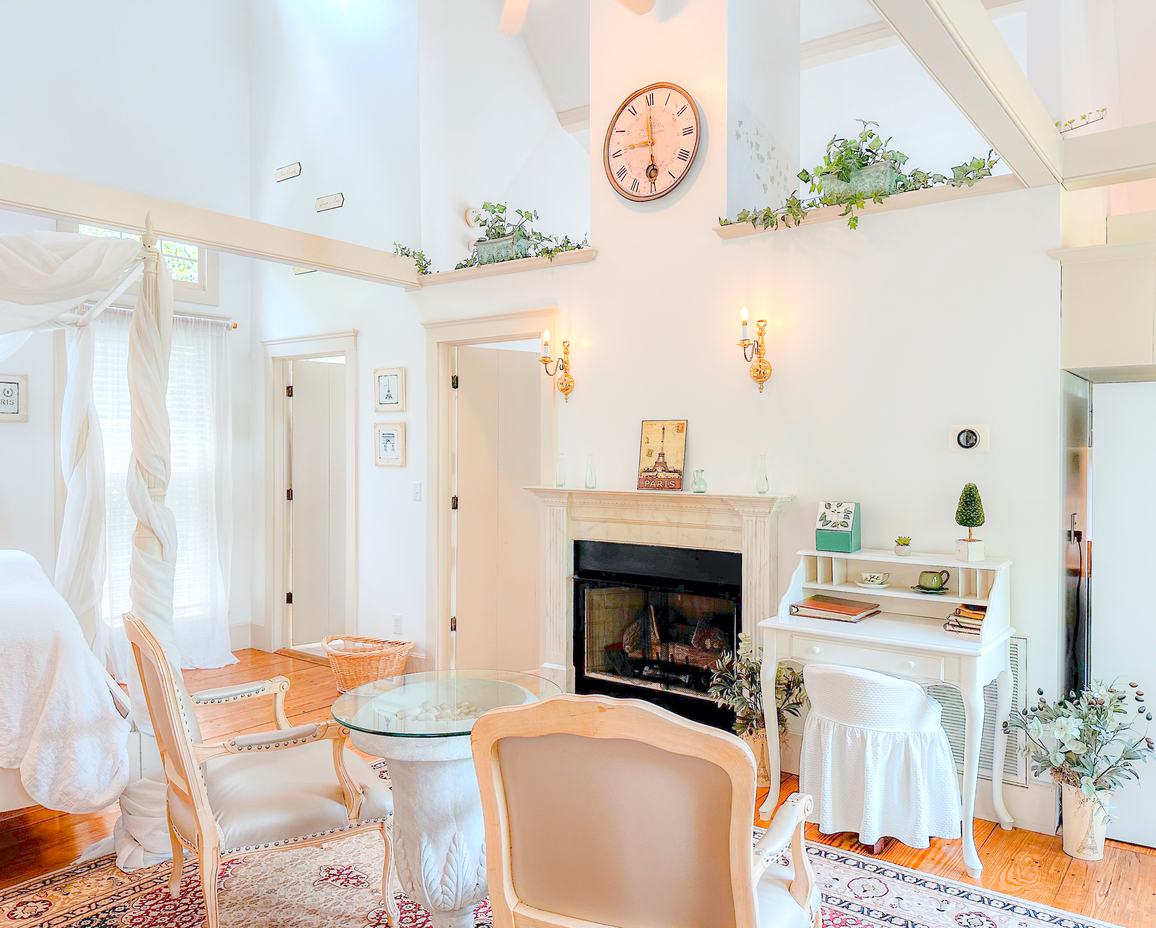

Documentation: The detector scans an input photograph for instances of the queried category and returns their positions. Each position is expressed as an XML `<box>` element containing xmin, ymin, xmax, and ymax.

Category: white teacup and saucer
<box><xmin>855</xmin><ymin>571</ymin><xmax>890</xmax><ymax>589</ymax></box>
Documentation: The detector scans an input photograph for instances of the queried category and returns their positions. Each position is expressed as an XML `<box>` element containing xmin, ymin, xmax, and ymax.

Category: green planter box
<box><xmin>475</xmin><ymin>234</ymin><xmax>531</xmax><ymax>266</ymax></box>
<box><xmin>819</xmin><ymin>164</ymin><xmax>901</xmax><ymax>200</ymax></box>
<box><xmin>815</xmin><ymin>501</ymin><xmax>861</xmax><ymax>553</ymax></box>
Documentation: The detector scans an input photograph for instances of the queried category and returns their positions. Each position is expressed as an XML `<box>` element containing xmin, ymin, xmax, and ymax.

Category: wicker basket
<box><xmin>323</xmin><ymin>636</ymin><xmax>414</xmax><ymax>692</ymax></box>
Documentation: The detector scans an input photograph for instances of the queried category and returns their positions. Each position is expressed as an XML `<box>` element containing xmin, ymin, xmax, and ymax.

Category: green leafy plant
<box><xmin>1057</xmin><ymin>107</ymin><xmax>1107</xmax><ymax>133</ymax></box>
<box><xmin>709</xmin><ymin>633</ymin><xmax>807</xmax><ymax>739</ymax></box>
<box><xmin>392</xmin><ymin>243</ymin><xmax>431</xmax><ymax>276</ymax></box>
<box><xmin>894</xmin><ymin>536</ymin><xmax>911</xmax><ymax>546</ymax></box>
<box><xmin>1005</xmin><ymin>680</ymin><xmax>1154</xmax><ymax>815</ymax></box>
<box><xmin>455</xmin><ymin>202</ymin><xmax>589</xmax><ymax>270</ymax></box>
<box><xmin>720</xmin><ymin>119</ymin><xmax>1000</xmax><ymax>231</ymax></box>
<box><xmin>955</xmin><ymin>483</ymin><xmax>985</xmax><ymax>540</ymax></box>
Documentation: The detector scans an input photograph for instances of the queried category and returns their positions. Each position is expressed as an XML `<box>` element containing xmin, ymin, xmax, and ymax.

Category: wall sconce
<box><xmin>540</xmin><ymin>329</ymin><xmax>575</xmax><ymax>402</ymax></box>
<box><xmin>737</xmin><ymin>307</ymin><xmax>771</xmax><ymax>392</ymax></box>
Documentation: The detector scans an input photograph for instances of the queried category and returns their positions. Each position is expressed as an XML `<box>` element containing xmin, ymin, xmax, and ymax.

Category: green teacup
<box><xmin>918</xmin><ymin>569</ymin><xmax>950</xmax><ymax>591</ymax></box>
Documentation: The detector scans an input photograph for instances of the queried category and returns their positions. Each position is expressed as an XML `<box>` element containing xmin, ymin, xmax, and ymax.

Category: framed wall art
<box><xmin>374</xmin><ymin>367</ymin><xmax>405</xmax><ymax>413</ymax></box>
<box><xmin>0</xmin><ymin>375</ymin><xmax>28</xmax><ymax>422</ymax></box>
<box><xmin>637</xmin><ymin>419</ymin><xmax>687</xmax><ymax>490</ymax></box>
<box><xmin>374</xmin><ymin>422</ymin><xmax>406</xmax><ymax>467</ymax></box>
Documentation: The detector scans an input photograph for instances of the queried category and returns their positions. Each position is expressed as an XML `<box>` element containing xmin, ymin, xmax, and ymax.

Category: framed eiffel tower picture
<box><xmin>637</xmin><ymin>419</ymin><xmax>687</xmax><ymax>490</ymax></box>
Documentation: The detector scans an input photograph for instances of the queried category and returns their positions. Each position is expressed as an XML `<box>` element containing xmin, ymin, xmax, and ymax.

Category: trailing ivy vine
<box><xmin>720</xmin><ymin>119</ymin><xmax>1001</xmax><ymax>231</ymax></box>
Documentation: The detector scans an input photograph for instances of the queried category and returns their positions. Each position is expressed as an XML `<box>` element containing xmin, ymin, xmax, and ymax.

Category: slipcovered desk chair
<box><xmin>471</xmin><ymin>694</ymin><xmax>819</xmax><ymax>928</ymax></box>
<box><xmin>800</xmin><ymin>663</ymin><xmax>962</xmax><ymax>850</ymax></box>
<box><xmin>124</xmin><ymin>615</ymin><xmax>394</xmax><ymax>928</ymax></box>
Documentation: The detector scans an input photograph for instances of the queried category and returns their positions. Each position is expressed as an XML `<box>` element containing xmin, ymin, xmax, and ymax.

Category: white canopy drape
<box><xmin>0</xmin><ymin>227</ymin><xmax>182</xmax><ymax>870</ymax></box>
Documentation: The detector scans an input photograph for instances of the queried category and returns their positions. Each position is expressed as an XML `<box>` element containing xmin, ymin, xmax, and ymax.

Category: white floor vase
<box><xmin>1060</xmin><ymin>782</ymin><xmax>1111</xmax><ymax>861</ymax></box>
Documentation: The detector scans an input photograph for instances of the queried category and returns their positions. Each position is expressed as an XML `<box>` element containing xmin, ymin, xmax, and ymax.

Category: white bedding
<box><xmin>0</xmin><ymin>550</ymin><xmax>130</xmax><ymax>812</ymax></box>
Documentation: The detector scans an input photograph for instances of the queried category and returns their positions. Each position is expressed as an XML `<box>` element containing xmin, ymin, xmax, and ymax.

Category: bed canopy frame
<box><xmin>0</xmin><ymin>217</ymin><xmax>181</xmax><ymax>868</ymax></box>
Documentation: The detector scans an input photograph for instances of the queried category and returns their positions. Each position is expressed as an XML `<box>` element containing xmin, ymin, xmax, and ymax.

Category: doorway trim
<box><xmin>261</xmin><ymin>330</ymin><xmax>359</xmax><ymax>653</ymax></box>
<box><xmin>422</xmin><ymin>308</ymin><xmax>557</xmax><ymax>670</ymax></box>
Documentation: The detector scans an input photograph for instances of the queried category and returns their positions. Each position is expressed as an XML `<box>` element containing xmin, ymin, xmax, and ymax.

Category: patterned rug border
<box><xmin>807</xmin><ymin>845</ymin><xmax>1122</xmax><ymax>928</ymax></box>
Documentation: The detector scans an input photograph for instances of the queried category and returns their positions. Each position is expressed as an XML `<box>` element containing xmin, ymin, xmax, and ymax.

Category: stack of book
<box><xmin>944</xmin><ymin>603</ymin><xmax>987</xmax><ymax>636</ymax></box>
<box><xmin>789</xmin><ymin>595</ymin><xmax>880</xmax><ymax>623</ymax></box>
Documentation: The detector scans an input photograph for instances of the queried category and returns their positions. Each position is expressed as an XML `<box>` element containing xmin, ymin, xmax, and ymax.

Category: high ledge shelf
<box><xmin>779</xmin><ymin>547</ymin><xmax>1011</xmax><ymax>648</ymax></box>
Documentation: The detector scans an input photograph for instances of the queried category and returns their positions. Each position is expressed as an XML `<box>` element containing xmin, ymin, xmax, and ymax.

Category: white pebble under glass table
<box><xmin>332</xmin><ymin>670</ymin><xmax>562</xmax><ymax>928</ymax></box>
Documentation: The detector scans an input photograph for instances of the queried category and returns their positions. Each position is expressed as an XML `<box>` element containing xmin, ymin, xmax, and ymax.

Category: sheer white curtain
<box><xmin>91</xmin><ymin>308</ymin><xmax>236</xmax><ymax>673</ymax></box>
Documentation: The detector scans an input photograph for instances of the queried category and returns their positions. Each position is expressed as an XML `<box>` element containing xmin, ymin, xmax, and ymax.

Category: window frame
<box><xmin>55</xmin><ymin>219</ymin><xmax>219</xmax><ymax>306</ymax></box>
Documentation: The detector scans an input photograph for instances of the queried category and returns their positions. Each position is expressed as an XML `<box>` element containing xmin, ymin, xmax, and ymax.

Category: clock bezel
<box><xmin>603</xmin><ymin>81</ymin><xmax>701</xmax><ymax>203</ymax></box>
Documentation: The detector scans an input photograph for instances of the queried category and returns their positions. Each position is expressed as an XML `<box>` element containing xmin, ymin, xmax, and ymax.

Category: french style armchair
<box><xmin>124</xmin><ymin>615</ymin><xmax>395</xmax><ymax>928</ymax></box>
<box><xmin>471</xmin><ymin>693</ymin><xmax>819</xmax><ymax>928</ymax></box>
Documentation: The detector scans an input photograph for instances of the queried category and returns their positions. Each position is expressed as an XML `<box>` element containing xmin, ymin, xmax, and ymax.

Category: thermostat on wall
<box><xmin>950</xmin><ymin>425</ymin><xmax>990</xmax><ymax>453</ymax></box>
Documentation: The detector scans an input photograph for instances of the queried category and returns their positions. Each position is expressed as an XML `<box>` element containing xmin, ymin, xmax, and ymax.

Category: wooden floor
<box><xmin>2</xmin><ymin>649</ymin><xmax>1154</xmax><ymax>927</ymax></box>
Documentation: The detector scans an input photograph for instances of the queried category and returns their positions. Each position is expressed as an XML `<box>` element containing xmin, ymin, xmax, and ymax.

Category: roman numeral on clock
<box><xmin>627</xmin><ymin>104</ymin><xmax>637</xmax><ymax>117</ymax></box>
<box><xmin>665</xmin><ymin>92</ymin><xmax>671</xmax><ymax>105</ymax></box>
<box><xmin>630</xmin><ymin>178</ymin><xmax>640</xmax><ymax>193</ymax></box>
<box><xmin>616</xmin><ymin>165</ymin><xmax>628</xmax><ymax>181</ymax></box>
<box><xmin>677</xmin><ymin>148</ymin><xmax>691</xmax><ymax>161</ymax></box>
<box><xmin>612</xmin><ymin>149</ymin><xmax>622</xmax><ymax>158</ymax></box>
<box><xmin>677</xmin><ymin>105</ymin><xmax>688</xmax><ymax>116</ymax></box>
<box><xmin>682</xmin><ymin>125</ymin><xmax>694</xmax><ymax>135</ymax></box>
<box><xmin>645</xmin><ymin>92</ymin><xmax>655</xmax><ymax>106</ymax></box>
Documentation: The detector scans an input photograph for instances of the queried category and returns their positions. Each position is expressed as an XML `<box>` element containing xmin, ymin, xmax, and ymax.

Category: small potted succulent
<box><xmin>894</xmin><ymin>536</ymin><xmax>912</xmax><ymax>556</ymax></box>
<box><xmin>709</xmin><ymin>633</ymin><xmax>808</xmax><ymax>786</ymax></box>
<box><xmin>1006</xmin><ymin>680</ymin><xmax>1154</xmax><ymax>861</ymax></box>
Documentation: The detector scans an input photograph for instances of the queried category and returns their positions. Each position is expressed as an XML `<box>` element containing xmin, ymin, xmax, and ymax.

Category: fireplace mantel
<box><xmin>525</xmin><ymin>486</ymin><xmax>795</xmax><ymax>690</ymax></box>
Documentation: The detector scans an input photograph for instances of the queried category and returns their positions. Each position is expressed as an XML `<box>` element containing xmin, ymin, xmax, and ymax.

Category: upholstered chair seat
<box><xmin>168</xmin><ymin>736</ymin><xmax>392</xmax><ymax>853</ymax></box>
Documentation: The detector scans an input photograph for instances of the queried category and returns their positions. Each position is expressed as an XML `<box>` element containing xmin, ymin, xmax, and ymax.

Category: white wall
<box><xmin>0</xmin><ymin>0</ymin><xmax>250</xmax><ymax>216</ymax></box>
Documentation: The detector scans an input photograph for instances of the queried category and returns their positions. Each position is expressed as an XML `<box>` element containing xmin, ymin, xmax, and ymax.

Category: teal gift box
<box><xmin>815</xmin><ymin>501</ymin><xmax>861</xmax><ymax>553</ymax></box>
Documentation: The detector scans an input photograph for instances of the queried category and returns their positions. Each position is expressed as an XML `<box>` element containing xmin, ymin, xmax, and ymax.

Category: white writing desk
<box><xmin>758</xmin><ymin>549</ymin><xmax>1016</xmax><ymax>877</ymax></box>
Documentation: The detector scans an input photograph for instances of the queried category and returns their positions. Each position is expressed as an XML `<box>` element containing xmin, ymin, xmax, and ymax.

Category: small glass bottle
<box><xmin>556</xmin><ymin>453</ymin><xmax>566</xmax><ymax>488</ymax></box>
<box><xmin>585</xmin><ymin>454</ymin><xmax>597</xmax><ymax>489</ymax></box>
<box><xmin>756</xmin><ymin>455</ymin><xmax>770</xmax><ymax>495</ymax></box>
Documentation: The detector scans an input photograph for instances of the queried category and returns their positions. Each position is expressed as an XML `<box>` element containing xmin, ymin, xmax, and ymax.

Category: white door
<box><xmin>1088</xmin><ymin>380</ymin><xmax>1156</xmax><ymax>848</ymax></box>
<box><xmin>289</xmin><ymin>358</ymin><xmax>346</xmax><ymax>647</ymax></box>
<box><xmin>454</xmin><ymin>346</ymin><xmax>542</xmax><ymax>672</ymax></box>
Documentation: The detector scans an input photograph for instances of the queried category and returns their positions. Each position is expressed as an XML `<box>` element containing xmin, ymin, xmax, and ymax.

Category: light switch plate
<box><xmin>412</xmin><ymin>482</ymin><xmax>422</xmax><ymax>501</ymax></box>
<box><xmin>950</xmin><ymin>425</ymin><xmax>990</xmax><ymax>453</ymax></box>
<box><xmin>392</xmin><ymin>613</ymin><xmax>403</xmax><ymax>635</ymax></box>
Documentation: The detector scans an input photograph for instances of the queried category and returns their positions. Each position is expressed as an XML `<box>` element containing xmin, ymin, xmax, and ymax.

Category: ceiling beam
<box><xmin>0</xmin><ymin>162</ymin><xmax>420</xmax><ymax>289</ymax></box>
<box><xmin>1063</xmin><ymin>122</ymin><xmax>1156</xmax><ymax>191</ymax></box>
<box><xmin>867</xmin><ymin>0</ymin><xmax>1061</xmax><ymax>187</ymax></box>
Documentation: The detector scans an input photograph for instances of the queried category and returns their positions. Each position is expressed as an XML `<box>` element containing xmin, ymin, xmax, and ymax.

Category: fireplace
<box><xmin>573</xmin><ymin>540</ymin><xmax>740</xmax><ymax>729</ymax></box>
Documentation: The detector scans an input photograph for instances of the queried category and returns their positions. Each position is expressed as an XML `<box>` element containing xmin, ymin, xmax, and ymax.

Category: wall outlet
<box><xmin>412</xmin><ymin>482</ymin><xmax>422</xmax><ymax>501</ymax></box>
<box><xmin>392</xmin><ymin>613</ymin><xmax>403</xmax><ymax>636</ymax></box>
<box><xmin>950</xmin><ymin>425</ymin><xmax>990</xmax><ymax>453</ymax></box>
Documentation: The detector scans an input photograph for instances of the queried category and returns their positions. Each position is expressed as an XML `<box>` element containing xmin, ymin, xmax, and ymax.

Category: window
<box><xmin>57</xmin><ymin>221</ymin><xmax>219</xmax><ymax>305</ymax></box>
<box><xmin>92</xmin><ymin>308</ymin><xmax>236</xmax><ymax>673</ymax></box>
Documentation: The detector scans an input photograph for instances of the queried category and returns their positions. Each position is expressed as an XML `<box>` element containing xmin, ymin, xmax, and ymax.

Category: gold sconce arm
<box><xmin>540</xmin><ymin>334</ymin><xmax>575</xmax><ymax>402</ymax></box>
<box><xmin>736</xmin><ymin>311</ymin><xmax>771</xmax><ymax>392</ymax></box>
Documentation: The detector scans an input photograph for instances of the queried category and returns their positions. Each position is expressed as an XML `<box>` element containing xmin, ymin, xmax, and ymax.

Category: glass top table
<box><xmin>331</xmin><ymin>668</ymin><xmax>562</xmax><ymax>738</ymax></box>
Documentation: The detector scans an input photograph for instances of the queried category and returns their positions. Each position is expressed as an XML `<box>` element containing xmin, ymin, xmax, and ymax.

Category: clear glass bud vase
<box><xmin>756</xmin><ymin>455</ymin><xmax>770</xmax><ymax>495</ymax></box>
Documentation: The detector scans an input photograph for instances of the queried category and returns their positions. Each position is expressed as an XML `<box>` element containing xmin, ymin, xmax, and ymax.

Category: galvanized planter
<box><xmin>474</xmin><ymin>234</ymin><xmax>531</xmax><ymax>266</ymax></box>
<box><xmin>820</xmin><ymin>163</ymin><xmax>902</xmax><ymax>199</ymax></box>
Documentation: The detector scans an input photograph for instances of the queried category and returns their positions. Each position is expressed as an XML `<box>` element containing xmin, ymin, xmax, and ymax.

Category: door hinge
<box><xmin>286</xmin><ymin>385</ymin><xmax>293</xmax><ymax>397</ymax></box>
<box><xmin>451</xmin><ymin>375</ymin><xmax>459</xmax><ymax>389</ymax></box>
<box><xmin>451</xmin><ymin>616</ymin><xmax>457</xmax><ymax>632</ymax></box>
<box><xmin>286</xmin><ymin>592</ymin><xmax>293</xmax><ymax>604</ymax></box>
<box><xmin>451</xmin><ymin>495</ymin><xmax>458</xmax><ymax>510</ymax></box>
<box><xmin>286</xmin><ymin>488</ymin><xmax>293</xmax><ymax>501</ymax></box>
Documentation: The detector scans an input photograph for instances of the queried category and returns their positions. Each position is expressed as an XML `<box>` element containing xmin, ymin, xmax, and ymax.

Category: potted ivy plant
<box><xmin>709</xmin><ymin>633</ymin><xmax>807</xmax><ymax>786</ymax></box>
<box><xmin>458</xmin><ymin>201</ymin><xmax>589</xmax><ymax>270</ymax></box>
<box><xmin>1005</xmin><ymin>680</ymin><xmax>1154</xmax><ymax>861</ymax></box>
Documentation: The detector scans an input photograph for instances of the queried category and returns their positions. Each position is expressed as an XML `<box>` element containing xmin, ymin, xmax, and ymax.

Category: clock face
<box><xmin>603</xmin><ymin>82</ymin><xmax>700</xmax><ymax>202</ymax></box>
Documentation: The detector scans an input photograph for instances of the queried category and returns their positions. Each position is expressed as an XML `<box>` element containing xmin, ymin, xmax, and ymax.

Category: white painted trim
<box><xmin>263</xmin><ymin>331</ymin><xmax>359</xmax><ymax>652</ymax></box>
<box><xmin>715</xmin><ymin>174</ymin><xmax>1024</xmax><ymax>239</ymax></box>
<box><xmin>418</xmin><ymin>248</ymin><xmax>597</xmax><ymax>287</ymax></box>
<box><xmin>1108</xmin><ymin>210</ymin><xmax>1156</xmax><ymax>245</ymax></box>
<box><xmin>557</xmin><ymin>105</ymin><xmax>591</xmax><ymax>133</ymax></box>
<box><xmin>1063</xmin><ymin>122</ymin><xmax>1156</xmax><ymax>191</ymax></box>
<box><xmin>425</xmin><ymin>308</ymin><xmax>558</xmax><ymax>671</ymax></box>
<box><xmin>868</xmin><ymin>0</ymin><xmax>1061</xmax><ymax>188</ymax></box>
<box><xmin>229</xmin><ymin>622</ymin><xmax>252</xmax><ymax>652</ymax></box>
<box><xmin>1046</xmin><ymin>240</ymin><xmax>1156</xmax><ymax>264</ymax></box>
<box><xmin>1</xmin><ymin>162</ymin><xmax>419</xmax><ymax>289</ymax></box>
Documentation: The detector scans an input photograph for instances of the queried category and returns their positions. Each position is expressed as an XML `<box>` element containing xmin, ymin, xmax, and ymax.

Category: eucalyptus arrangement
<box><xmin>721</xmin><ymin>119</ymin><xmax>1000</xmax><ymax>231</ymax></box>
<box><xmin>456</xmin><ymin>201</ymin><xmax>588</xmax><ymax>269</ymax></box>
<box><xmin>392</xmin><ymin>243</ymin><xmax>431</xmax><ymax>276</ymax></box>
<box><xmin>1005</xmin><ymin>680</ymin><xmax>1154</xmax><ymax>813</ymax></box>
<box><xmin>708</xmin><ymin>633</ymin><xmax>807</xmax><ymax>740</ymax></box>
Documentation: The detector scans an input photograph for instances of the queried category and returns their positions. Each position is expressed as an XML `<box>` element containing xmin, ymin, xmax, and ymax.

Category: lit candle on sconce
<box><xmin>736</xmin><ymin>308</ymin><xmax>771</xmax><ymax>392</ymax></box>
<box><xmin>541</xmin><ymin>328</ymin><xmax>550</xmax><ymax>360</ymax></box>
<box><xmin>540</xmin><ymin>329</ymin><xmax>575</xmax><ymax>401</ymax></box>
<box><xmin>740</xmin><ymin>307</ymin><xmax>748</xmax><ymax>344</ymax></box>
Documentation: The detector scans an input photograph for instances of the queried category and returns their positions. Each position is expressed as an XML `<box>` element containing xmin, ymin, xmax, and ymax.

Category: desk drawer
<box><xmin>788</xmin><ymin>636</ymin><xmax>945</xmax><ymax>682</ymax></box>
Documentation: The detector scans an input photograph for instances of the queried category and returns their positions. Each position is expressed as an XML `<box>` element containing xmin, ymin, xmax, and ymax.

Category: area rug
<box><xmin>1</xmin><ymin>828</ymin><xmax>1121</xmax><ymax>928</ymax></box>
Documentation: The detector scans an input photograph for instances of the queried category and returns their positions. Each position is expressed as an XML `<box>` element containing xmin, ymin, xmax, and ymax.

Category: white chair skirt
<box><xmin>800</xmin><ymin>712</ymin><xmax>963</xmax><ymax>847</ymax></box>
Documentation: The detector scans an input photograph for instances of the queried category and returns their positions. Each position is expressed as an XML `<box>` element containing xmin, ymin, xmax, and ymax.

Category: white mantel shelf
<box><xmin>524</xmin><ymin>486</ymin><xmax>795</xmax><ymax>691</ymax></box>
<box><xmin>418</xmin><ymin>248</ymin><xmax>597</xmax><ymax>287</ymax></box>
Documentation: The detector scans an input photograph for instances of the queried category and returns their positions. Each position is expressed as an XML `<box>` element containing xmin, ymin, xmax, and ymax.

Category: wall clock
<box><xmin>603</xmin><ymin>82</ymin><xmax>700</xmax><ymax>202</ymax></box>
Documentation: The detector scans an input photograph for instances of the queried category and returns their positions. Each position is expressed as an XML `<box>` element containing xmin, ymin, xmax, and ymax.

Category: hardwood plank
<box><xmin>1053</xmin><ymin>844</ymin><xmax>1156</xmax><ymax>928</ymax></box>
